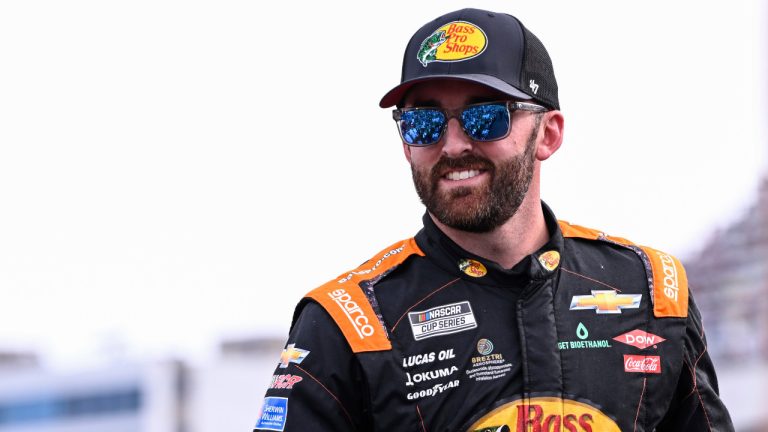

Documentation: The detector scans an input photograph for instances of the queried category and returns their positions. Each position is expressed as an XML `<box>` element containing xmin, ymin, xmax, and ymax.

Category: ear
<box><xmin>402</xmin><ymin>143</ymin><xmax>413</xmax><ymax>164</ymax></box>
<box><xmin>535</xmin><ymin>110</ymin><xmax>564</xmax><ymax>161</ymax></box>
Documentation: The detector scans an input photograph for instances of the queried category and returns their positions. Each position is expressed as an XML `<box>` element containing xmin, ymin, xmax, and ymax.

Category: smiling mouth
<box><xmin>445</xmin><ymin>169</ymin><xmax>483</xmax><ymax>181</ymax></box>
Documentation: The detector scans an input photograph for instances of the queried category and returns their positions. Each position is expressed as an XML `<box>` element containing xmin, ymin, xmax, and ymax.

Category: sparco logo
<box><xmin>623</xmin><ymin>355</ymin><xmax>661</xmax><ymax>374</ymax></box>
<box><xmin>328</xmin><ymin>289</ymin><xmax>375</xmax><ymax>338</ymax></box>
<box><xmin>656</xmin><ymin>252</ymin><xmax>679</xmax><ymax>302</ymax></box>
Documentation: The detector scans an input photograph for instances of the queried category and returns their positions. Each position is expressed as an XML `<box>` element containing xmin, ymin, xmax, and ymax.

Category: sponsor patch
<box><xmin>613</xmin><ymin>329</ymin><xmax>666</xmax><ymax>350</ymax></box>
<box><xmin>409</xmin><ymin>301</ymin><xmax>478</xmax><ymax>341</ymax></box>
<box><xmin>405</xmin><ymin>365</ymin><xmax>459</xmax><ymax>386</ymax></box>
<box><xmin>459</xmin><ymin>259</ymin><xmax>487</xmax><ymax>277</ymax></box>
<box><xmin>327</xmin><ymin>288</ymin><xmax>376</xmax><ymax>339</ymax></box>
<box><xmin>278</xmin><ymin>344</ymin><xmax>309</xmax><ymax>368</ymax></box>
<box><xmin>624</xmin><ymin>355</ymin><xmax>662</xmax><ymax>374</ymax></box>
<box><xmin>402</xmin><ymin>348</ymin><xmax>456</xmax><ymax>369</ymax></box>
<box><xmin>641</xmin><ymin>246</ymin><xmax>689</xmax><ymax>318</ymax></box>
<box><xmin>569</xmin><ymin>290</ymin><xmax>641</xmax><ymax>314</ymax></box>
<box><xmin>406</xmin><ymin>379</ymin><xmax>460</xmax><ymax>401</ymax></box>
<box><xmin>417</xmin><ymin>21</ymin><xmax>488</xmax><ymax>67</ymax></box>
<box><xmin>467</xmin><ymin>396</ymin><xmax>620</xmax><ymax>431</ymax></box>
<box><xmin>477</xmin><ymin>338</ymin><xmax>494</xmax><ymax>356</ymax></box>
<box><xmin>557</xmin><ymin>322</ymin><xmax>611</xmax><ymax>351</ymax></box>
<box><xmin>538</xmin><ymin>250</ymin><xmax>560</xmax><ymax>271</ymax></box>
<box><xmin>467</xmin><ymin>338</ymin><xmax>513</xmax><ymax>382</ymax></box>
<box><xmin>269</xmin><ymin>374</ymin><xmax>303</xmax><ymax>390</ymax></box>
<box><xmin>254</xmin><ymin>397</ymin><xmax>288</xmax><ymax>431</ymax></box>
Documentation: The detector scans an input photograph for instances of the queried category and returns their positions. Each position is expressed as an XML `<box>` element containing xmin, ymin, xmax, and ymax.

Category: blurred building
<box><xmin>0</xmin><ymin>359</ymin><xmax>179</xmax><ymax>432</ymax></box>
<box><xmin>684</xmin><ymin>176</ymin><xmax>768</xmax><ymax>364</ymax></box>
<box><xmin>683</xmin><ymin>175</ymin><xmax>768</xmax><ymax>431</ymax></box>
<box><xmin>0</xmin><ymin>337</ymin><xmax>283</xmax><ymax>432</ymax></box>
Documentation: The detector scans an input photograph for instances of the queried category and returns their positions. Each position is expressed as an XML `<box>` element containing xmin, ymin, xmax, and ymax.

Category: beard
<box><xmin>411</xmin><ymin>125</ymin><xmax>539</xmax><ymax>233</ymax></box>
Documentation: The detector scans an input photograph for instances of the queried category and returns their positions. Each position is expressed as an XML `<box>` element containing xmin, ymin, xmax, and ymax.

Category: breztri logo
<box><xmin>657</xmin><ymin>252</ymin><xmax>679</xmax><ymax>302</ymax></box>
<box><xmin>328</xmin><ymin>289</ymin><xmax>375</xmax><ymax>339</ymax></box>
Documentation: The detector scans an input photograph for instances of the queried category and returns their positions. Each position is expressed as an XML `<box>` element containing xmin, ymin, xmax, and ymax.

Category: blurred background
<box><xmin>0</xmin><ymin>1</ymin><xmax>765</xmax><ymax>431</ymax></box>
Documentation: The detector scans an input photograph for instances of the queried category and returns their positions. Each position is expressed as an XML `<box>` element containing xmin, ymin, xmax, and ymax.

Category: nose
<box><xmin>440</xmin><ymin>118</ymin><xmax>473</xmax><ymax>157</ymax></box>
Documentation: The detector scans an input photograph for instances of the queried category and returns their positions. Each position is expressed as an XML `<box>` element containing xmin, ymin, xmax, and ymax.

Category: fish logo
<box><xmin>417</xmin><ymin>21</ymin><xmax>487</xmax><ymax>67</ymax></box>
<box><xmin>459</xmin><ymin>259</ymin><xmax>487</xmax><ymax>277</ymax></box>
<box><xmin>417</xmin><ymin>30</ymin><xmax>449</xmax><ymax>66</ymax></box>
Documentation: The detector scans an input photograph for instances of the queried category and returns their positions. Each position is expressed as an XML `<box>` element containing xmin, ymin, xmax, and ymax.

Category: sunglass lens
<box><xmin>461</xmin><ymin>104</ymin><xmax>510</xmax><ymax>141</ymax></box>
<box><xmin>399</xmin><ymin>110</ymin><xmax>446</xmax><ymax>145</ymax></box>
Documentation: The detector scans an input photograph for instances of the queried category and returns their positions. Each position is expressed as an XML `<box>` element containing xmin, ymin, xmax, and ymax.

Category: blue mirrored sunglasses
<box><xmin>392</xmin><ymin>101</ymin><xmax>547</xmax><ymax>146</ymax></box>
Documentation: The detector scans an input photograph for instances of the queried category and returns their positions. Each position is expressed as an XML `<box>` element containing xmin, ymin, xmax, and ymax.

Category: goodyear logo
<box><xmin>417</xmin><ymin>21</ymin><xmax>487</xmax><ymax>67</ymax></box>
<box><xmin>468</xmin><ymin>397</ymin><xmax>620</xmax><ymax>431</ymax></box>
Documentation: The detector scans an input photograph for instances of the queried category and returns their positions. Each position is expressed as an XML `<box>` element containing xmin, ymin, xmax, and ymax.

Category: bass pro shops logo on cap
<box><xmin>417</xmin><ymin>21</ymin><xmax>487</xmax><ymax>67</ymax></box>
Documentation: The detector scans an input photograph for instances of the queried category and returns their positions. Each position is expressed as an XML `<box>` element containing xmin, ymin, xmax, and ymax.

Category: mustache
<box><xmin>431</xmin><ymin>154</ymin><xmax>494</xmax><ymax>177</ymax></box>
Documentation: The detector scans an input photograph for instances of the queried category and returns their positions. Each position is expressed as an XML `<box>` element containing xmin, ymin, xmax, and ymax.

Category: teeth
<box><xmin>446</xmin><ymin>170</ymin><xmax>480</xmax><ymax>181</ymax></box>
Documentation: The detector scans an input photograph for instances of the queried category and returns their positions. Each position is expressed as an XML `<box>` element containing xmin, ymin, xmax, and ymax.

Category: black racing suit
<box><xmin>254</xmin><ymin>204</ymin><xmax>733</xmax><ymax>431</ymax></box>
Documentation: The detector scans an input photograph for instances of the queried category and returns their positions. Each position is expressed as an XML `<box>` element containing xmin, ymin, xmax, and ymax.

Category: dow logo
<box><xmin>613</xmin><ymin>329</ymin><xmax>666</xmax><ymax>349</ymax></box>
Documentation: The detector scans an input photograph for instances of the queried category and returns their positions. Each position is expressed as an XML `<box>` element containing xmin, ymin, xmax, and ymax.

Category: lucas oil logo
<box><xmin>409</xmin><ymin>301</ymin><xmax>477</xmax><ymax>341</ymax></box>
<box><xmin>468</xmin><ymin>397</ymin><xmax>620</xmax><ymax>431</ymax></box>
<box><xmin>417</xmin><ymin>21</ymin><xmax>488</xmax><ymax>67</ymax></box>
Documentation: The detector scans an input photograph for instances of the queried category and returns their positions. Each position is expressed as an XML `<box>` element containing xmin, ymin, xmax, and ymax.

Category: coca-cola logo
<box><xmin>623</xmin><ymin>355</ymin><xmax>661</xmax><ymax>374</ymax></box>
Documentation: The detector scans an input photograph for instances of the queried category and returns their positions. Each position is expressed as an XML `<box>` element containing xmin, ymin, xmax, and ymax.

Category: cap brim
<box><xmin>379</xmin><ymin>74</ymin><xmax>532</xmax><ymax>108</ymax></box>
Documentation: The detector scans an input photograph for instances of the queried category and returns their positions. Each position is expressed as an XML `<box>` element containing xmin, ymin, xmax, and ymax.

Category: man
<box><xmin>254</xmin><ymin>8</ymin><xmax>733</xmax><ymax>432</ymax></box>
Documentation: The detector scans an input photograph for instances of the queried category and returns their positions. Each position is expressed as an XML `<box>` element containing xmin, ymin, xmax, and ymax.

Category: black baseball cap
<box><xmin>379</xmin><ymin>8</ymin><xmax>559</xmax><ymax>110</ymax></box>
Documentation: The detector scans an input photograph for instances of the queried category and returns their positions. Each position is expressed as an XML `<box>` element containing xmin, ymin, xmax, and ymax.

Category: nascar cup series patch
<box><xmin>417</xmin><ymin>21</ymin><xmax>488</xmax><ymax>67</ymax></box>
<box><xmin>409</xmin><ymin>301</ymin><xmax>478</xmax><ymax>341</ymax></box>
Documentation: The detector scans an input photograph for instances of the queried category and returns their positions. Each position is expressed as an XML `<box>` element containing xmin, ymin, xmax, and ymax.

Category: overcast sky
<box><xmin>1</xmin><ymin>0</ymin><xmax>766</xmax><ymax>370</ymax></box>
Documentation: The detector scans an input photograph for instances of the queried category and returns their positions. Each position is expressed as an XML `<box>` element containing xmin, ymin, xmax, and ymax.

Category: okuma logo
<box><xmin>417</xmin><ymin>21</ymin><xmax>487</xmax><ymax>67</ymax></box>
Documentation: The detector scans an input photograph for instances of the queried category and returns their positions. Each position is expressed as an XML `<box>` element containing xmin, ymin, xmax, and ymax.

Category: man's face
<box><xmin>402</xmin><ymin>80</ymin><xmax>543</xmax><ymax>233</ymax></box>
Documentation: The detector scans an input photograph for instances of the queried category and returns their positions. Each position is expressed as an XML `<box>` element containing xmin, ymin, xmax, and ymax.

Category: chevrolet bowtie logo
<box><xmin>569</xmin><ymin>290</ymin><xmax>642</xmax><ymax>314</ymax></box>
<box><xmin>279</xmin><ymin>344</ymin><xmax>310</xmax><ymax>368</ymax></box>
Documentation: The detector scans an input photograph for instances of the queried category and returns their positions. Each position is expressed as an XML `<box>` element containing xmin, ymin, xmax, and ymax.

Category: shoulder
<box><xmin>294</xmin><ymin>237</ymin><xmax>424</xmax><ymax>353</ymax></box>
<box><xmin>558</xmin><ymin>219</ymin><xmax>689</xmax><ymax>319</ymax></box>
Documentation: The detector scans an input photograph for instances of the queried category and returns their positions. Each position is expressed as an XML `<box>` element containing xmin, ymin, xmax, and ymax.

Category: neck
<box><xmin>430</xmin><ymin>194</ymin><xmax>549</xmax><ymax>269</ymax></box>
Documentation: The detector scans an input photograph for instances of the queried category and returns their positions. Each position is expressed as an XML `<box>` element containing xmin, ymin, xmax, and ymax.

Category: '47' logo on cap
<box><xmin>569</xmin><ymin>290</ymin><xmax>642</xmax><ymax>314</ymax></box>
<box><xmin>279</xmin><ymin>344</ymin><xmax>309</xmax><ymax>368</ymax></box>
